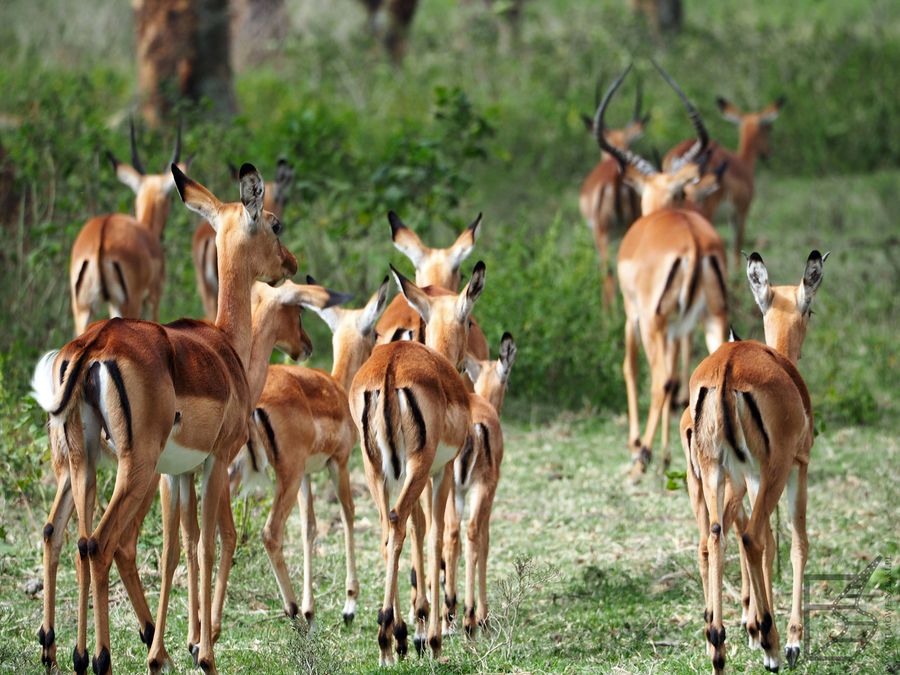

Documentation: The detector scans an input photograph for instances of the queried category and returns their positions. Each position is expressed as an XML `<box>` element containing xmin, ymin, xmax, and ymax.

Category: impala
<box><xmin>376</xmin><ymin>210</ymin><xmax>489</xmax><ymax>361</ymax></box>
<box><xmin>664</xmin><ymin>96</ymin><xmax>785</xmax><ymax>265</ymax></box>
<box><xmin>69</xmin><ymin>120</ymin><xmax>183</xmax><ymax>335</ymax></box>
<box><xmin>596</xmin><ymin>62</ymin><xmax>729</xmax><ymax>479</ymax></box>
<box><xmin>443</xmin><ymin>332</ymin><xmax>517</xmax><ymax>637</ymax></box>
<box><xmin>579</xmin><ymin>76</ymin><xmax>648</xmax><ymax>306</ymax></box>
<box><xmin>228</xmin><ymin>276</ymin><xmax>390</xmax><ymax>630</ymax></box>
<box><xmin>31</xmin><ymin>163</ymin><xmax>297</xmax><ymax>674</ymax></box>
<box><xmin>348</xmin><ymin>260</ymin><xmax>485</xmax><ymax>664</ymax></box>
<box><xmin>192</xmin><ymin>158</ymin><xmax>295</xmax><ymax>320</ymax></box>
<box><xmin>680</xmin><ymin>250</ymin><xmax>826</xmax><ymax>673</ymax></box>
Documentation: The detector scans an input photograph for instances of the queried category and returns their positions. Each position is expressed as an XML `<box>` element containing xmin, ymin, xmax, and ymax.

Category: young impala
<box><xmin>680</xmin><ymin>250</ymin><xmax>827</xmax><ymax>674</ymax></box>
<box><xmin>597</xmin><ymin>62</ymin><xmax>729</xmax><ymax>479</ymax></box>
<box><xmin>32</xmin><ymin>162</ymin><xmax>297</xmax><ymax>675</ymax></box>
<box><xmin>376</xmin><ymin>210</ymin><xmax>490</xmax><ymax>360</ymax></box>
<box><xmin>443</xmin><ymin>332</ymin><xmax>517</xmax><ymax>637</ymax></box>
<box><xmin>349</xmin><ymin>260</ymin><xmax>486</xmax><ymax>664</ymax></box>
<box><xmin>192</xmin><ymin>158</ymin><xmax>295</xmax><ymax>320</ymax></box>
<box><xmin>69</xmin><ymin>120</ymin><xmax>183</xmax><ymax>335</ymax></box>
<box><xmin>579</xmin><ymin>76</ymin><xmax>648</xmax><ymax>306</ymax></box>
<box><xmin>664</xmin><ymin>96</ymin><xmax>785</xmax><ymax>265</ymax></box>
<box><xmin>228</xmin><ymin>276</ymin><xmax>390</xmax><ymax>630</ymax></box>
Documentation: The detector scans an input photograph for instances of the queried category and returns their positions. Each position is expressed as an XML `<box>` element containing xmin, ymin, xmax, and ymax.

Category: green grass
<box><xmin>0</xmin><ymin>0</ymin><xmax>898</xmax><ymax>671</ymax></box>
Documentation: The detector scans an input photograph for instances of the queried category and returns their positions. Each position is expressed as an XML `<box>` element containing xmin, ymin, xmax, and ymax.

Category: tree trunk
<box><xmin>231</xmin><ymin>0</ymin><xmax>289</xmax><ymax>71</ymax></box>
<box><xmin>135</xmin><ymin>0</ymin><xmax>236</xmax><ymax>127</ymax></box>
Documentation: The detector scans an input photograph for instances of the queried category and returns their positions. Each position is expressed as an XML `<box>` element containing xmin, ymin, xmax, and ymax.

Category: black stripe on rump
<box><xmin>480</xmin><ymin>423</ymin><xmax>492</xmax><ymax>466</ymax></box>
<box><xmin>384</xmin><ymin>364</ymin><xmax>401</xmax><ymax>481</ymax></box>
<box><xmin>721</xmin><ymin>363</ymin><xmax>746</xmax><ymax>463</ymax></box>
<box><xmin>401</xmin><ymin>387</ymin><xmax>426</xmax><ymax>452</ymax></box>
<box><xmin>112</xmin><ymin>262</ymin><xmax>128</xmax><ymax>303</ymax></box>
<box><xmin>59</xmin><ymin>359</ymin><xmax>69</xmax><ymax>385</ymax></box>
<box><xmin>104</xmin><ymin>360</ymin><xmax>133</xmax><ymax>448</ymax></box>
<box><xmin>459</xmin><ymin>433</ymin><xmax>475</xmax><ymax>486</ymax></box>
<box><xmin>693</xmin><ymin>386</ymin><xmax>708</xmax><ymax>429</ymax></box>
<box><xmin>656</xmin><ymin>259</ymin><xmax>681</xmax><ymax>315</ymax></box>
<box><xmin>74</xmin><ymin>262</ymin><xmax>89</xmax><ymax>299</ymax></box>
<box><xmin>246</xmin><ymin>436</ymin><xmax>259</xmax><ymax>473</ymax></box>
<box><xmin>741</xmin><ymin>392</ymin><xmax>770</xmax><ymax>455</ymax></box>
<box><xmin>52</xmin><ymin>351</ymin><xmax>88</xmax><ymax>416</ymax></box>
<box><xmin>361</xmin><ymin>391</ymin><xmax>378</xmax><ymax>463</ymax></box>
<box><xmin>255</xmin><ymin>408</ymin><xmax>279</xmax><ymax>461</ymax></box>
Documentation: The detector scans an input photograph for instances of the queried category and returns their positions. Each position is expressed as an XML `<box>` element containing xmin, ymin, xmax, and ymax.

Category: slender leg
<box><xmin>297</xmin><ymin>476</ymin><xmax>318</xmax><ymax>629</ymax></box>
<box><xmin>148</xmin><ymin>475</ymin><xmax>180</xmax><ymax>673</ymax></box>
<box><xmin>476</xmin><ymin>489</ymin><xmax>495</xmax><ymax>632</ymax></box>
<box><xmin>632</xmin><ymin>315</ymin><xmax>668</xmax><ymax>478</ymax></box>
<box><xmin>784</xmin><ymin>464</ymin><xmax>808</xmax><ymax>668</ymax></box>
<box><xmin>262</xmin><ymin>470</ymin><xmax>304</xmax><ymax>619</ymax></box>
<box><xmin>700</xmin><ymin>463</ymin><xmax>727</xmax><ymax>674</ymax></box>
<box><xmin>196</xmin><ymin>456</ymin><xmax>229</xmax><ymax>674</ymax></box>
<box><xmin>328</xmin><ymin>460</ymin><xmax>359</xmax><ymax>624</ymax></box>
<box><xmin>441</xmin><ymin>484</ymin><xmax>461</xmax><ymax>637</ymax></box>
<box><xmin>179</xmin><ymin>476</ymin><xmax>201</xmax><ymax>657</ymax></box>
<box><xmin>427</xmin><ymin>465</ymin><xmax>453</xmax><ymax>658</ymax></box>
<box><xmin>657</xmin><ymin>336</ymin><xmax>679</xmax><ymax>470</ymax></box>
<box><xmin>408</xmin><ymin>500</ymin><xmax>428</xmax><ymax>655</ymax></box>
<box><xmin>211</xmin><ymin>483</ymin><xmax>237</xmax><ymax>643</ymax></box>
<box><xmin>592</xmin><ymin>217</ymin><xmax>615</xmax><ymax>308</ymax></box>
<box><xmin>622</xmin><ymin>304</ymin><xmax>642</xmax><ymax>460</ymax></box>
<box><xmin>39</xmin><ymin>433</ymin><xmax>74</xmax><ymax>671</ymax></box>
<box><xmin>114</xmin><ymin>481</ymin><xmax>157</xmax><ymax>653</ymax></box>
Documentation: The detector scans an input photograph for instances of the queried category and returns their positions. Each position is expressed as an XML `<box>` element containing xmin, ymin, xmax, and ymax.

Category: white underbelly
<box><xmin>157</xmin><ymin>436</ymin><xmax>209</xmax><ymax>475</ymax></box>
<box><xmin>431</xmin><ymin>442</ymin><xmax>458</xmax><ymax>475</ymax></box>
<box><xmin>305</xmin><ymin>452</ymin><xmax>329</xmax><ymax>474</ymax></box>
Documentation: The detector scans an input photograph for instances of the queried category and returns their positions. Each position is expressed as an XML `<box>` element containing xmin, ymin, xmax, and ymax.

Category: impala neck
<box><xmin>134</xmin><ymin>191</ymin><xmax>171</xmax><ymax>239</ymax></box>
<box><xmin>331</xmin><ymin>349</ymin><xmax>356</xmax><ymax>394</ymax></box>
<box><xmin>246</xmin><ymin>304</ymin><xmax>283</xmax><ymax>404</ymax></box>
<box><xmin>214</xmin><ymin>261</ymin><xmax>255</xmax><ymax>373</ymax></box>
<box><xmin>737</xmin><ymin>126</ymin><xmax>760</xmax><ymax>170</ymax></box>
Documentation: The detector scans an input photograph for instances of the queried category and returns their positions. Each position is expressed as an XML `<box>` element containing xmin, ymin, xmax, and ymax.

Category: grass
<box><xmin>0</xmin><ymin>0</ymin><xmax>898</xmax><ymax>671</ymax></box>
<box><xmin>0</xmin><ymin>416</ymin><xmax>897</xmax><ymax>673</ymax></box>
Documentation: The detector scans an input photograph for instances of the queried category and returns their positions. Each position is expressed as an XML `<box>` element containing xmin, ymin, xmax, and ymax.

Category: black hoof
<box><xmin>343</xmin><ymin>611</ymin><xmax>355</xmax><ymax>626</ymax></box>
<box><xmin>413</xmin><ymin>636</ymin><xmax>425</xmax><ymax>657</ymax></box>
<box><xmin>394</xmin><ymin>622</ymin><xmax>408</xmax><ymax>658</ymax></box>
<box><xmin>190</xmin><ymin>643</ymin><xmax>200</xmax><ymax>667</ymax></box>
<box><xmin>785</xmin><ymin>645</ymin><xmax>800</xmax><ymax>668</ymax></box>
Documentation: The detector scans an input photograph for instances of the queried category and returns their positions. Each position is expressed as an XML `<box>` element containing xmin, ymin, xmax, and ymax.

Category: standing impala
<box><xmin>443</xmin><ymin>332</ymin><xmax>517</xmax><ymax>638</ymax></box>
<box><xmin>69</xmin><ymin>120</ymin><xmax>183</xmax><ymax>335</ymax></box>
<box><xmin>664</xmin><ymin>96</ymin><xmax>785</xmax><ymax>265</ymax></box>
<box><xmin>192</xmin><ymin>158</ymin><xmax>295</xmax><ymax>320</ymax></box>
<box><xmin>376</xmin><ymin>211</ymin><xmax>490</xmax><ymax>360</ymax></box>
<box><xmin>349</xmin><ymin>259</ymin><xmax>485</xmax><ymax>665</ymax></box>
<box><xmin>680</xmin><ymin>250</ymin><xmax>826</xmax><ymax>674</ymax></box>
<box><xmin>31</xmin><ymin>163</ymin><xmax>298</xmax><ymax>675</ymax></box>
<box><xmin>228</xmin><ymin>276</ymin><xmax>389</xmax><ymax>630</ymax></box>
<box><xmin>596</xmin><ymin>62</ymin><xmax>729</xmax><ymax>479</ymax></box>
<box><xmin>579</xmin><ymin>77</ymin><xmax>649</xmax><ymax>306</ymax></box>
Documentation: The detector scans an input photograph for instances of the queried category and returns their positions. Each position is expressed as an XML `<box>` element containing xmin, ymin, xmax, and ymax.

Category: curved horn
<box><xmin>129</xmin><ymin>117</ymin><xmax>145</xmax><ymax>175</ymax></box>
<box><xmin>593</xmin><ymin>64</ymin><xmax>657</xmax><ymax>177</ymax></box>
<box><xmin>651</xmin><ymin>59</ymin><xmax>709</xmax><ymax>169</ymax></box>
<box><xmin>170</xmin><ymin>118</ymin><xmax>182</xmax><ymax>166</ymax></box>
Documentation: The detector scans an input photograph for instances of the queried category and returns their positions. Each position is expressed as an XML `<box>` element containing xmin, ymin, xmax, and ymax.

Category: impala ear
<box><xmin>392</xmin><ymin>264</ymin><xmax>431</xmax><ymax>324</ymax></box>
<box><xmin>239</xmin><ymin>163</ymin><xmax>265</xmax><ymax>226</ymax></box>
<box><xmin>449</xmin><ymin>213</ymin><xmax>482</xmax><ymax>271</ymax></box>
<box><xmin>746</xmin><ymin>251</ymin><xmax>773</xmax><ymax>314</ymax></box>
<box><xmin>716</xmin><ymin>96</ymin><xmax>744</xmax><ymax>125</ymax></box>
<box><xmin>463</xmin><ymin>355</ymin><xmax>482</xmax><ymax>384</ymax></box>
<box><xmin>498</xmin><ymin>331</ymin><xmax>517</xmax><ymax>381</ymax></box>
<box><xmin>797</xmin><ymin>250</ymin><xmax>828</xmax><ymax>315</ymax></box>
<box><xmin>760</xmin><ymin>96</ymin><xmax>785</xmax><ymax>125</ymax></box>
<box><xmin>172</xmin><ymin>164</ymin><xmax>221</xmax><ymax>227</ymax></box>
<box><xmin>388</xmin><ymin>211</ymin><xmax>427</xmax><ymax>268</ymax></box>
<box><xmin>358</xmin><ymin>276</ymin><xmax>391</xmax><ymax>336</ymax></box>
<box><xmin>109</xmin><ymin>153</ymin><xmax>144</xmax><ymax>194</ymax></box>
<box><xmin>456</xmin><ymin>260</ymin><xmax>486</xmax><ymax>321</ymax></box>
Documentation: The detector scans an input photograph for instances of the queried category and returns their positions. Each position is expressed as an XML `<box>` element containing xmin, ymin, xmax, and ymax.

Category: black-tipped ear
<box><xmin>325</xmin><ymin>290</ymin><xmax>355</xmax><ymax>309</ymax></box>
<box><xmin>728</xmin><ymin>325</ymin><xmax>741</xmax><ymax>342</ymax></box>
<box><xmin>171</xmin><ymin>163</ymin><xmax>188</xmax><ymax>201</ymax></box>
<box><xmin>716</xmin><ymin>96</ymin><xmax>728</xmax><ymax>112</ymax></box>
<box><xmin>388</xmin><ymin>210</ymin><xmax>406</xmax><ymax>237</ymax></box>
<box><xmin>774</xmin><ymin>95</ymin><xmax>787</xmax><ymax>109</ymax></box>
<box><xmin>746</xmin><ymin>251</ymin><xmax>773</xmax><ymax>314</ymax></box>
<box><xmin>306</xmin><ymin>274</ymin><xmax>318</xmax><ymax>285</ymax></box>
<box><xmin>799</xmin><ymin>249</ymin><xmax>828</xmax><ymax>314</ymax></box>
<box><xmin>391</xmin><ymin>263</ymin><xmax>431</xmax><ymax>323</ymax></box>
<box><xmin>581</xmin><ymin>113</ymin><xmax>594</xmax><ymax>132</ymax></box>
<box><xmin>498</xmin><ymin>331</ymin><xmax>517</xmax><ymax>378</ymax></box>
<box><xmin>239</xmin><ymin>163</ymin><xmax>265</xmax><ymax>223</ymax></box>
<box><xmin>106</xmin><ymin>151</ymin><xmax>119</xmax><ymax>172</ymax></box>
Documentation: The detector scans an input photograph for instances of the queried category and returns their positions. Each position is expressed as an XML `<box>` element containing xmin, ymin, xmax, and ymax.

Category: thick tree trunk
<box><xmin>135</xmin><ymin>0</ymin><xmax>236</xmax><ymax>127</ymax></box>
<box><xmin>231</xmin><ymin>0</ymin><xmax>289</xmax><ymax>70</ymax></box>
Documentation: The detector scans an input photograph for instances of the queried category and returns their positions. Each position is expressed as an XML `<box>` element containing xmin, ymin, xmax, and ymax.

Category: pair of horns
<box><xmin>594</xmin><ymin>60</ymin><xmax>708</xmax><ymax>177</ymax></box>
<box><xmin>129</xmin><ymin>117</ymin><xmax>182</xmax><ymax>175</ymax></box>
<box><xmin>593</xmin><ymin>73</ymin><xmax>644</xmax><ymax>124</ymax></box>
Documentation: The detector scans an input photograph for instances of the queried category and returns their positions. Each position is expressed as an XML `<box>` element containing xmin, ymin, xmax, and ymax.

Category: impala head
<box><xmin>595</xmin><ymin>61</ymin><xmax>711</xmax><ymax>215</ymax></box>
<box><xmin>746</xmin><ymin>249</ymin><xmax>828</xmax><ymax>362</ymax></box>
<box><xmin>684</xmin><ymin>159</ymin><xmax>729</xmax><ymax>205</ymax></box>
<box><xmin>173</xmin><ymin>163</ymin><xmax>298</xmax><ymax>286</ymax></box>
<box><xmin>464</xmin><ymin>332</ymin><xmax>517</xmax><ymax>413</ymax></box>
<box><xmin>388</xmin><ymin>210</ymin><xmax>482</xmax><ymax>290</ymax></box>
<box><xmin>717</xmin><ymin>96</ymin><xmax>785</xmax><ymax>161</ymax></box>
<box><xmin>107</xmin><ymin>118</ymin><xmax>186</xmax><ymax>238</ymax></box>
<box><xmin>392</xmin><ymin>260</ymin><xmax>486</xmax><ymax>370</ymax></box>
<box><xmin>583</xmin><ymin>74</ymin><xmax>650</xmax><ymax>154</ymax></box>
<box><xmin>303</xmin><ymin>275</ymin><xmax>390</xmax><ymax>391</ymax></box>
